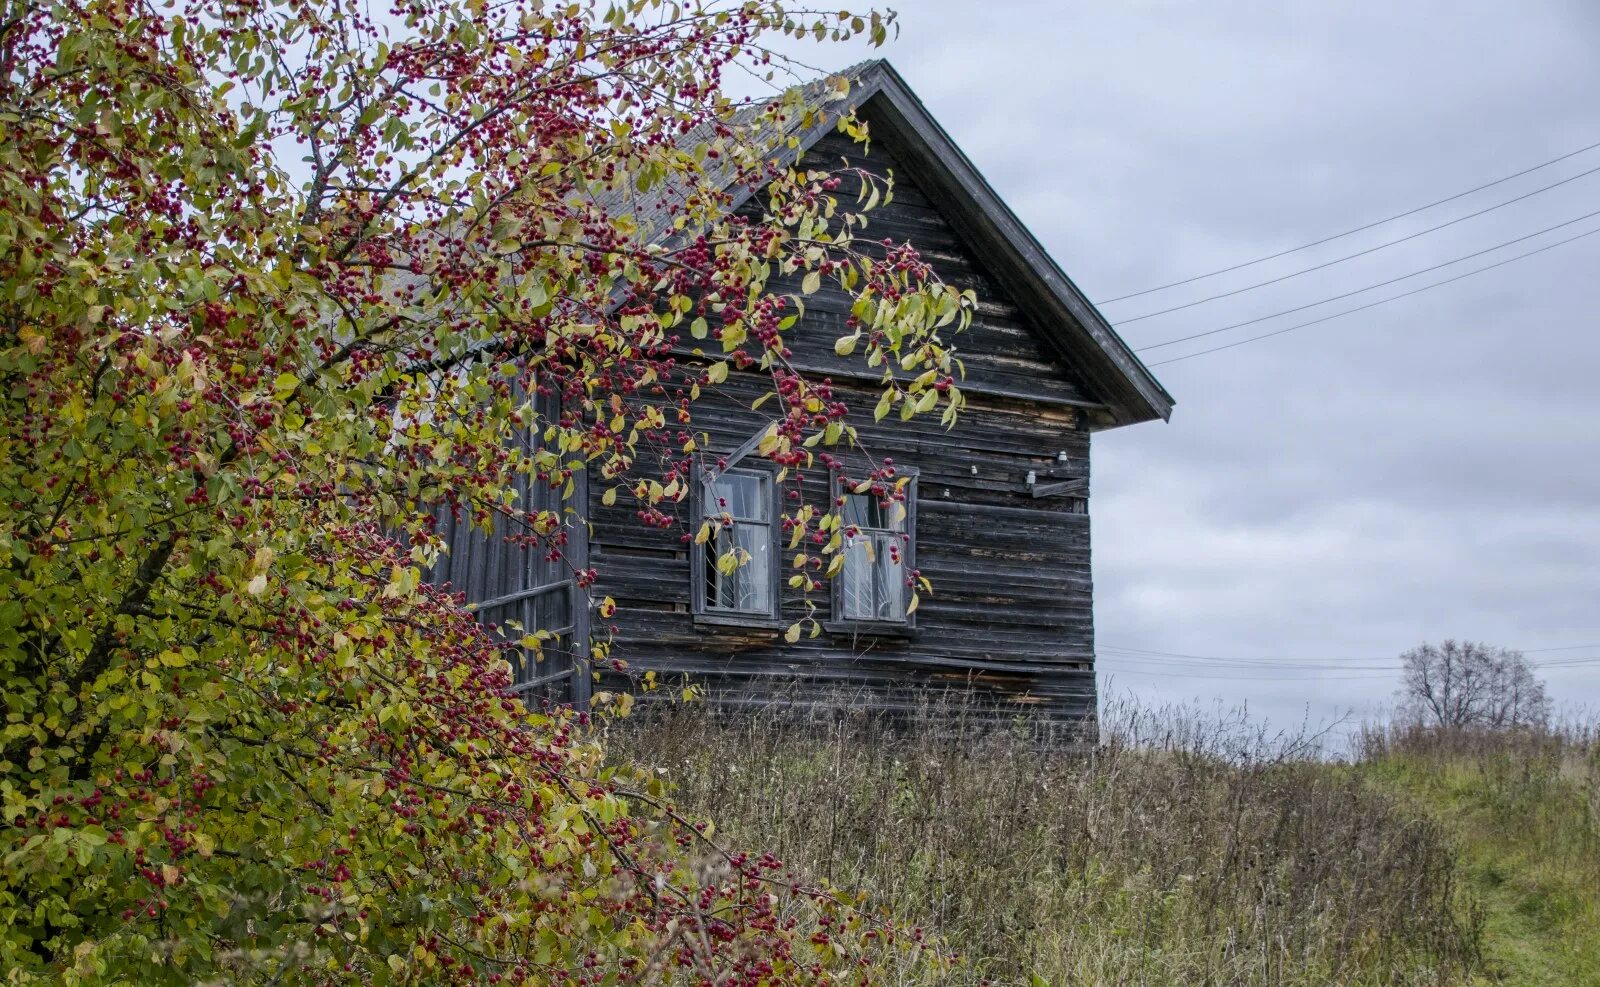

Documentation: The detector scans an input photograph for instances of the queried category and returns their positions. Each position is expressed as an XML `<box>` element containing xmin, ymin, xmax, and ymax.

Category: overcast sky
<box><xmin>774</xmin><ymin>1</ymin><xmax>1600</xmax><ymax>729</ymax></box>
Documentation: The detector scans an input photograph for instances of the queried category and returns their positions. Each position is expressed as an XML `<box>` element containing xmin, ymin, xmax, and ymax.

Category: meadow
<box><xmin>610</xmin><ymin>697</ymin><xmax>1600</xmax><ymax>986</ymax></box>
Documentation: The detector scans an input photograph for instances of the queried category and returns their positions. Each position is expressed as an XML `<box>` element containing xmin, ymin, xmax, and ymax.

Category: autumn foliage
<box><xmin>0</xmin><ymin>0</ymin><xmax>967</xmax><ymax>980</ymax></box>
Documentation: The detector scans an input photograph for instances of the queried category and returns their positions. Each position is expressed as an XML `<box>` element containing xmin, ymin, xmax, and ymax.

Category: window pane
<box><xmin>705</xmin><ymin>521</ymin><xmax>772</xmax><ymax>613</ymax></box>
<box><xmin>705</xmin><ymin>471</ymin><xmax>769</xmax><ymax>522</ymax></box>
<box><xmin>841</xmin><ymin>531</ymin><xmax>906</xmax><ymax>621</ymax></box>
<box><xmin>842</xmin><ymin>492</ymin><xmax>905</xmax><ymax>531</ymax></box>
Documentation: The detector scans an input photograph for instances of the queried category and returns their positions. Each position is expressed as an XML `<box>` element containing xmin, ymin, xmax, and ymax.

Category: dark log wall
<box><xmin>584</xmin><ymin>120</ymin><xmax>1103</xmax><ymax>726</ymax></box>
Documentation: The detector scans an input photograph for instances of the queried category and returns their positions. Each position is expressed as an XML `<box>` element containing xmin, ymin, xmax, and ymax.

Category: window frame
<box><xmin>690</xmin><ymin>460</ymin><xmax>785</xmax><ymax>629</ymax></box>
<box><xmin>826</xmin><ymin>466</ymin><xmax>919</xmax><ymax>635</ymax></box>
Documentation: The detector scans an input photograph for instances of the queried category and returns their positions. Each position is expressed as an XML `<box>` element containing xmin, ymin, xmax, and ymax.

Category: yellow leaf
<box><xmin>784</xmin><ymin>622</ymin><xmax>801</xmax><ymax>643</ymax></box>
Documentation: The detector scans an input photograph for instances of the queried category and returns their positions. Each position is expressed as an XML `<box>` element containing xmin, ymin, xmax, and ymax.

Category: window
<box><xmin>832</xmin><ymin>469</ymin><xmax>917</xmax><ymax>627</ymax></box>
<box><xmin>693</xmin><ymin>466</ymin><xmax>780</xmax><ymax>621</ymax></box>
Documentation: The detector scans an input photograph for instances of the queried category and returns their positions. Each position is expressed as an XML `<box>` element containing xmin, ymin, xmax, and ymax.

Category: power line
<box><xmin>1105</xmin><ymin>665</ymin><xmax>1600</xmax><ymax>681</ymax></box>
<box><xmin>1100</xmin><ymin>655</ymin><xmax>1397</xmax><ymax>672</ymax></box>
<box><xmin>1103</xmin><ymin>659</ymin><xmax>1600</xmax><ymax>682</ymax></box>
<box><xmin>1136</xmin><ymin>206</ymin><xmax>1600</xmax><ymax>353</ymax></box>
<box><xmin>1104</xmin><ymin>641</ymin><xmax>1600</xmax><ymax>659</ymax></box>
<box><xmin>1100</xmin><ymin>643</ymin><xmax>1600</xmax><ymax>663</ymax></box>
<box><xmin>1098</xmin><ymin>137</ymin><xmax>1600</xmax><ymax>304</ymax></box>
<box><xmin>1147</xmin><ymin>224</ymin><xmax>1600</xmax><ymax>367</ymax></box>
<box><xmin>1098</xmin><ymin>650</ymin><xmax>1400</xmax><ymax>674</ymax></box>
<box><xmin>1111</xmin><ymin>160</ymin><xmax>1600</xmax><ymax>326</ymax></box>
<box><xmin>1106</xmin><ymin>661</ymin><xmax>1399</xmax><ymax>675</ymax></box>
<box><xmin>1102</xmin><ymin>666</ymin><xmax>1400</xmax><ymax>682</ymax></box>
<box><xmin>1099</xmin><ymin>645</ymin><xmax>1393</xmax><ymax>668</ymax></box>
<box><xmin>1100</xmin><ymin>655</ymin><xmax>1600</xmax><ymax>678</ymax></box>
<box><xmin>1098</xmin><ymin>643</ymin><xmax>1600</xmax><ymax>681</ymax></box>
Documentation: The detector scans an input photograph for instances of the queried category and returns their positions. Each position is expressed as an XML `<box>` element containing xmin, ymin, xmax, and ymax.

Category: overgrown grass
<box><xmin>609</xmin><ymin>698</ymin><xmax>1481</xmax><ymax>985</ymax></box>
<box><xmin>1360</xmin><ymin>723</ymin><xmax>1600</xmax><ymax>985</ymax></box>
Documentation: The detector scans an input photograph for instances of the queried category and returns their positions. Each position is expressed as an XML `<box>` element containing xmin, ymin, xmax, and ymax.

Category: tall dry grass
<box><xmin>608</xmin><ymin>695</ymin><xmax>1481</xmax><ymax>986</ymax></box>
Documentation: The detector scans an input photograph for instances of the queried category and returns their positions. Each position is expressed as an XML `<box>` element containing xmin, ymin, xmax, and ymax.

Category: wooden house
<box><xmin>429</xmin><ymin>61</ymin><xmax>1173</xmax><ymax>728</ymax></box>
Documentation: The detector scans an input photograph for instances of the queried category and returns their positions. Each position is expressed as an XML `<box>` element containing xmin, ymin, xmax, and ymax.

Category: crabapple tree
<box><xmin>0</xmin><ymin>0</ymin><xmax>968</xmax><ymax>980</ymax></box>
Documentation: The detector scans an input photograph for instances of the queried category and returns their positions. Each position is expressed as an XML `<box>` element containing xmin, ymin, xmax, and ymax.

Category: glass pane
<box><xmin>842</xmin><ymin>492</ymin><xmax>905</xmax><ymax>531</ymax></box>
<box><xmin>704</xmin><ymin>471</ymin><xmax>769</xmax><ymax>522</ymax></box>
<box><xmin>705</xmin><ymin>521</ymin><xmax>772</xmax><ymax>613</ymax></box>
<box><xmin>841</xmin><ymin>531</ymin><xmax>906</xmax><ymax>621</ymax></box>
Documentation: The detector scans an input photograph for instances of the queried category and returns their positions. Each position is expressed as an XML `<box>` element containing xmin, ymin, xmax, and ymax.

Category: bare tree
<box><xmin>1399</xmin><ymin>640</ymin><xmax>1550</xmax><ymax>729</ymax></box>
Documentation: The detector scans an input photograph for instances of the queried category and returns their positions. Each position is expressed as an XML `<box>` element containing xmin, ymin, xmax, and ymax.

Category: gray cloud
<box><xmin>764</xmin><ymin>0</ymin><xmax>1600</xmax><ymax>726</ymax></box>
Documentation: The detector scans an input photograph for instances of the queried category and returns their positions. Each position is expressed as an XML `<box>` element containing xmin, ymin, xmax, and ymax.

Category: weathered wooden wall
<box><xmin>427</xmin><ymin>386</ymin><xmax>592</xmax><ymax>708</ymax></box>
<box><xmin>585</xmin><ymin>117</ymin><xmax>1103</xmax><ymax>725</ymax></box>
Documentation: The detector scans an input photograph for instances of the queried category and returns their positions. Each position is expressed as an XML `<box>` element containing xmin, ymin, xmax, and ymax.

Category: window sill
<box><xmin>822</xmin><ymin>619</ymin><xmax>917</xmax><ymax>640</ymax></box>
<box><xmin>693</xmin><ymin>610</ymin><xmax>787</xmax><ymax>633</ymax></box>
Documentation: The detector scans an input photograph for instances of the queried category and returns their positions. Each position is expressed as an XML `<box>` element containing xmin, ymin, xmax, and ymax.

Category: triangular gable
<box><xmin>785</xmin><ymin>121</ymin><xmax>1102</xmax><ymax>412</ymax></box>
<box><xmin>720</xmin><ymin>60</ymin><xmax>1173</xmax><ymax>429</ymax></box>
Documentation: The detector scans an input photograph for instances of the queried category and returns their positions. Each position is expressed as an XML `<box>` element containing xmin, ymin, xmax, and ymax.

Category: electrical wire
<box><xmin>1102</xmin><ymin>666</ymin><xmax>1401</xmax><ymax>681</ymax></box>
<box><xmin>1111</xmin><ymin>161</ymin><xmax>1600</xmax><ymax>325</ymax></box>
<box><xmin>1103</xmin><ymin>641</ymin><xmax>1600</xmax><ymax>659</ymax></box>
<box><xmin>1102</xmin><ymin>660</ymin><xmax>1600</xmax><ymax>681</ymax></box>
<box><xmin>1147</xmin><ymin>225</ymin><xmax>1600</xmax><ymax>367</ymax></box>
<box><xmin>1098</xmin><ymin>137</ymin><xmax>1600</xmax><ymax>304</ymax></box>
<box><xmin>1135</xmin><ymin>206</ymin><xmax>1600</xmax><ymax>352</ymax></box>
<box><xmin>1096</xmin><ymin>644</ymin><xmax>1600</xmax><ymax>681</ymax></box>
<box><xmin>1099</xmin><ymin>646</ymin><xmax>1395</xmax><ymax>669</ymax></box>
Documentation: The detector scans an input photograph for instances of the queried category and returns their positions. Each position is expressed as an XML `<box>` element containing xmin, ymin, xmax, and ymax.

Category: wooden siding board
<box><xmin>586</xmin><ymin>354</ymin><xmax>1100</xmax><ymax>722</ymax></box>
<box><xmin>729</xmin><ymin>129</ymin><xmax>1105</xmax><ymax>411</ymax></box>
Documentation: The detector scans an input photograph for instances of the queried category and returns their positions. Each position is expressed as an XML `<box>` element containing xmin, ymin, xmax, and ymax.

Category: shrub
<box><xmin>0</xmin><ymin>0</ymin><xmax>955</xmax><ymax>980</ymax></box>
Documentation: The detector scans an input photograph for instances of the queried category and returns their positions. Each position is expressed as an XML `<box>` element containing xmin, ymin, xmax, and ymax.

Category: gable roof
<box><xmin>734</xmin><ymin>60</ymin><xmax>1172</xmax><ymax>428</ymax></box>
<box><xmin>421</xmin><ymin>62</ymin><xmax>1172</xmax><ymax>427</ymax></box>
